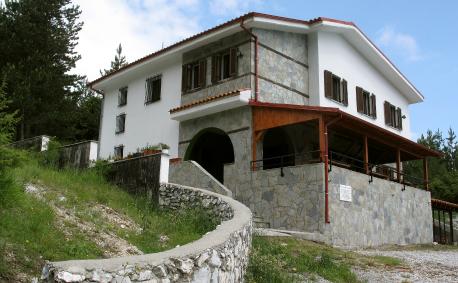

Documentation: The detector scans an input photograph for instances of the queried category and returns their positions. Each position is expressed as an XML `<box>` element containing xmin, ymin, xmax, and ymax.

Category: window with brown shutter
<box><xmin>211</xmin><ymin>48</ymin><xmax>237</xmax><ymax>83</ymax></box>
<box><xmin>370</xmin><ymin>94</ymin><xmax>377</xmax><ymax>118</ymax></box>
<box><xmin>145</xmin><ymin>75</ymin><xmax>161</xmax><ymax>104</ymax></box>
<box><xmin>229</xmin><ymin>47</ymin><xmax>237</xmax><ymax>76</ymax></box>
<box><xmin>396</xmin><ymin>107</ymin><xmax>403</xmax><ymax>130</ymax></box>
<box><xmin>356</xmin><ymin>87</ymin><xmax>364</xmax><ymax>113</ymax></box>
<box><xmin>182</xmin><ymin>60</ymin><xmax>206</xmax><ymax>92</ymax></box>
<box><xmin>181</xmin><ymin>65</ymin><xmax>187</xmax><ymax>92</ymax></box>
<box><xmin>384</xmin><ymin>101</ymin><xmax>392</xmax><ymax>126</ymax></box>
<box><xmin>342</xmin><ymin>79</ymin><xmax>348</xmax><ymax>106</ymax></box>
<box><xmin>324</xmin><ymin>70</ymin><xmax>332</xmax><ymax>99</ymax></box>
<box><xmin>199</xmin><ymin>59</ymin><xmax>206</xmax><ymax>88</ymax></box>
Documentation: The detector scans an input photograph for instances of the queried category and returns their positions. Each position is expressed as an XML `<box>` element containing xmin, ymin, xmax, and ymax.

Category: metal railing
<box><xmin>251</xmin><ymin>150</ymin><xmax>322</xmax><ymax>172</ymax></box>
<box><xmin>329</xmin><ymin>151</ymin><xmax>426</xmax><ymax>189</ymax></box>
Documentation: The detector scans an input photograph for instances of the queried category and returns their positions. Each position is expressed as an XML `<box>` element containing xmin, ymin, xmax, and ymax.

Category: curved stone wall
<box><xmin>41</xmin><ymin>183</ymin><xmax>252</xmax><ymax>283</ymax></box>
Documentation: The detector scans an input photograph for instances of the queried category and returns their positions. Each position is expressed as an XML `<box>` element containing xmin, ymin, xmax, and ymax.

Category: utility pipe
<box><xmin>240</xmin><ymin>18</ymin><xmax>259</xmax><ymax>101</ymax></box>
<box><xmin>324</xmin><ymin>115</ymin><xmax>342</xmax><ymax>224</ymax></box>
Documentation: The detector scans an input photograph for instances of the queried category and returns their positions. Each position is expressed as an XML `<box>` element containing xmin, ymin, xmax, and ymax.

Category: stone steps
<box><xmin>253</xmin><ymin>215</ymin><xmax>270</xmax><ymax>228</ymax></box>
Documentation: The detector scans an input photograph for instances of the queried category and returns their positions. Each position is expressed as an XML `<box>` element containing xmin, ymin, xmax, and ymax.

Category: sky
<box><xmin>72</xmin><ymin>0</ymin><xmax>458</xmax><ymax>139</ymax></box>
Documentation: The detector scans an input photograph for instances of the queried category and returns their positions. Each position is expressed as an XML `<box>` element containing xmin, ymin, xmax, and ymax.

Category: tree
<box><xmin>100</xmin><ymin>43</ymin><xmax>128</xmax><ymax>76</ymax></box>
<box><xmin>0</xmin><ymin>0</ymin><xmax>83</xmax><ymax>140</ymax></box>
<box><xmin>444</xmin><ymin>128</ymin><xmax>457</xmax><ymax>172</ymax></box>
<box><xmin>72</xmin><ymin>78</ymin><xmax>102</xmax><ymax>141</ymax></box>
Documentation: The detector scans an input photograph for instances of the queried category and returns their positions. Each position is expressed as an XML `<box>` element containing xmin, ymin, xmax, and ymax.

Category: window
<box><xmin>384</xmin><ymin>101</ymin><xmax>402</xmax><ymax>130</ymax></box>
<box><xmin>145</xmin><ymin>75</ymin><xmax>161</xmax><ymax>103</ymax></box>
<box><xmin>324</xmin><ymin>70</ymin><xmax>348</xmax><ymax>105</ymax></box>
<box><xmin>211</xmin><ymin>48</ymin><xmax>238</xmax><ymax>83</ymax></box>
<box><xmin>118</xmin><ymin>87</ymin><xmax>127</xmax><ymax>106</ymax></box>
<box><xmin>114</xmin><ymin>145</ymin><xmax>124</xmax><ymax>159</ymax></box>
<box><xmin>356</xmin><ymin>87</ymin><xmax>376</xmax><ymax>118</ymax></box>
<box><xmin>182</xmin><ymin>60</ymin><xmax>206</xmax><ymax>92</ymax></box>
<box><xmin>116</xmin><ymin>113</ymin><xmax>126</xmax><ymax>134</ymax></box>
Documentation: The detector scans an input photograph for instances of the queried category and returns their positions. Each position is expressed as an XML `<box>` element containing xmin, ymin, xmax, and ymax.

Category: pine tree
<box><xmin>0</xmin><ymin>78</ymin><xmax>18</xmax><ymax>145</ymax></box>
<box><xmin>444</xmin><ymin>127</ymin><xmax>457</xmax><ymax>172</ymax></box>
<box><xmin>0</xmin><ymin>0</ymin><xmax>83</xmax><ymax>140</ymax></box>
<box><xmin>100</xmin><ymin>43</ymin><xmax>128</xmax><ymax>76</ymax></box>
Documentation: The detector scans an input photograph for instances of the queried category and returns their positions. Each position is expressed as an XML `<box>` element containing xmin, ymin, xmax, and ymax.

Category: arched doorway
<box><xmin>262</xmin><ymin>127</ymin><xmax>295</xmax><ymax>169</ymax></box>
<box><xmin>184</xmin><ymin>128</ymin><xmax>235</xmax><ymax>183</ymax></box>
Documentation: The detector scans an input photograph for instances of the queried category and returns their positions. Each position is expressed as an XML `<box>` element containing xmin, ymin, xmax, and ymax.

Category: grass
<box><xmin>0</xmin><ymin>151</ymin><xmax>218</xmax><ymax>281</ymax></box>
<box><xmin>246</xmin><ymin>236</ymin><xmax>405</xmax><ymax>283</ymax></box>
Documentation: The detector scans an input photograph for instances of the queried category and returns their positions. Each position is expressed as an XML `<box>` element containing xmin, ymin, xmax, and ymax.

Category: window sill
<box><xmin>118</xmin><ymin>103</ymin><xmax>127</xmax><ymax>107</ymax></box>
<box><xmin>115</xmin><ymin>131</ymin><xmax>125</xmax><ymax>135</ymax></box>
<box><xmin>325</xmin><ymin>97</ymin><xmax>348</xmax><ymax>107</ymax></box>
<box><xmin>386</xmin><ymin>125</ymin><xmax>402</xmax><ymax>132</ymax></box>
<box><xmin>358</xmin><ymin>112</ymin><xmax>377</xmax><ymax>120</ymax></box>
<box><xmin>145</xmin><ymin>100</ymin><xmax>160</xmax><ymax>105</ymax></box>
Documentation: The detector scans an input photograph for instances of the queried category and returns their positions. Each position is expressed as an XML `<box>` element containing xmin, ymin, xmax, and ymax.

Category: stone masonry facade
<box><xmin>41</xmin><ymin>183</ymin><xmax>252</xmax><ymax>283</ymax></box>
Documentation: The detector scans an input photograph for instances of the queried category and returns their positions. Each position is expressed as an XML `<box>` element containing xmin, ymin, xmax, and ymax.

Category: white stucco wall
<box><xmin>98</xmin><ymin>63</ymin><xmax>181</xmax><ymax>159</ymax></box>
<box><xmin>310</xmin><ymin>31</ymin><xmax>412</xmax><ymax>139</ymax></box>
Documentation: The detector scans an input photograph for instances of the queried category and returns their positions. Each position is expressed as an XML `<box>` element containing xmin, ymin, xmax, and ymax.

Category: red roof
<box><xmin>169</xmin><ymin>89</ymin><xmax>247</xmax><ymax>113</ymax></box>
<box><xmin>88</xmin><ymin>13</ymin><xmax>357</xmax><ymax>88</ymax></box>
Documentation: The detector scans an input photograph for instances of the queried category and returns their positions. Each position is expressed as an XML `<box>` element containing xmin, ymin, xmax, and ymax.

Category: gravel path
<box><xmin>354</xmin><ymin>249</ymin><xmax>458</xmax><ymax>283</ymax></box>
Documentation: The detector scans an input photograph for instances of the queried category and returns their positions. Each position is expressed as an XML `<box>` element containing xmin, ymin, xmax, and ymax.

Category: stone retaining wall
<box><xmin>169</xmin><ymin>160</ymin><xmax>233</xmax><ymax>197</ymax></box>
<box><xmin>41</xmin><ymin>183</ymin><xmax>252</xmax><ymax>283</ymax></box>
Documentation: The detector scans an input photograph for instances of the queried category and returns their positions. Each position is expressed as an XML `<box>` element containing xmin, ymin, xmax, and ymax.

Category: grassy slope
<box><xmin>246</xmin><ymin>236</ymin><xmax>404</xmax><ymax>283</ymax></box>
<box><xmin>0</xmin><ymin>154</ymin><xmax>217</xmax><ymax>281</ymax></box>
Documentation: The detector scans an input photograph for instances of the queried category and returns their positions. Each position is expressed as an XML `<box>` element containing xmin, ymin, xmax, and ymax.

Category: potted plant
<box><xmin>142</xmin><ymin>144</ymin><xmax>161</xmax><ymax>156</ymax></box>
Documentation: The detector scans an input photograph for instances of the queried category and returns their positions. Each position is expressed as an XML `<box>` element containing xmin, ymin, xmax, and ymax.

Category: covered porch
<box><xmin>250</xmin><ymin>101</ymin><xmax>441</xmax><ymax>223</ymax></box>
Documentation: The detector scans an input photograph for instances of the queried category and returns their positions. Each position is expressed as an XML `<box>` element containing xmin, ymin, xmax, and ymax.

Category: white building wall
<box><xmin>313</xmin><ymin>31</ymin><xmax>412</xmax><ymax>139</ymax></box>
<box><xmin>98</xmin><ymin>63</ymin><xmax>181</xmax><ymax>159</ymax></box>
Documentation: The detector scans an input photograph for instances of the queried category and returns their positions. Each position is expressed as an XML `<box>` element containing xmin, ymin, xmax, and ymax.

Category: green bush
<box><xmin>38</xmin><ymin>139</ymin><xmax>62</xmax><ymax>168</ymax></box>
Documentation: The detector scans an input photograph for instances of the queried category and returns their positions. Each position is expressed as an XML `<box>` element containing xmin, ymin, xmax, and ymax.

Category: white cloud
<box><xmin>73</xmin><ymin>0</ymin><xmax>203</xmax><ymax>81</ymax></box>
<box><xmin>377</xmin><ymin>26</ymin><xmax>423</xmax><ymax>62</ymax></box>
<box><xmin>208</xmin><ymin>0</ymin><xmax>262</xmax><ymax>17</ymax></box>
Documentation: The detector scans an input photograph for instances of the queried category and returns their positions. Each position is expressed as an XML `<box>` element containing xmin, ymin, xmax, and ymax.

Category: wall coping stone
<box><xmin>42</xmin><ymin>183</ymin><xmax>252</xmax><ymax>282</ymax></box>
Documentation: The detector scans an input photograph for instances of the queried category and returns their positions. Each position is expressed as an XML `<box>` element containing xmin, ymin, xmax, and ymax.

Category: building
<box><xmin>89</xmin><ymin>12</ymin><xmax>440</xmax><ymax>247</ymax></box>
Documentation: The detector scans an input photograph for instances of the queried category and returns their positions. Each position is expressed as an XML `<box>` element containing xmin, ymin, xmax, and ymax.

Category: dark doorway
<box><xmin>184</xmin><ymin>128</ymin><xmax>234</xmax><ymax>183</ymax></box>
<box><xmin>262</xmin><ymin>127</ymin><xmax>295</xmax><ymax>169</ymax></box>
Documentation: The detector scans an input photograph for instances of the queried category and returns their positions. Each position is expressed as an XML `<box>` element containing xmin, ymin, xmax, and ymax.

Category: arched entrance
<box><xmin>184</xmin><ymin>128</ymin><xmax>235</xmax><ymax>183</ymax></box>
<box><xmin>262</xmin><ymin>127</ymin><xmax>295</xmax><ymax>169</ymax></box>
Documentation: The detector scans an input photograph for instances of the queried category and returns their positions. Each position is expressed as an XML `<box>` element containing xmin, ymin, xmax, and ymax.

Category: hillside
<box><xmin>0</xmin><ymin>153</ymin><xmax>217</xmax><ymax>282</ymax></box>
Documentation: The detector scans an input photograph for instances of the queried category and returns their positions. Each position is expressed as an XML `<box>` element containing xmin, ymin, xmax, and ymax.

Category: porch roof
<box><xmin>250</xmin><ymin>101</ymin><xmax>441</xmax><ymax>158</ymax></box>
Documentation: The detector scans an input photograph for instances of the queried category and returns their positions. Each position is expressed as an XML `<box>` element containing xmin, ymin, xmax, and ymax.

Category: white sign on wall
<box><xmin>339</xmin><ymin>185</ymin><xmax>352</xmax><ymax>202</ymax></box>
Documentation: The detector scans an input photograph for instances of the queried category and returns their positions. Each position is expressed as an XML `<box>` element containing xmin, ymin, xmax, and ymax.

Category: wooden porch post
<box><xmin>449</xmin><ymin>210</ymin><xmax>454</xmax><ymax>244</ymax></box>
<box><xmin>423</xmin><ymin>158</ymin><xmax>429</xmax><ymax>190</ymax></box>
<box><xmin>396</xmin><ymin>148</ymin><xmax>401</xmax><ymax>182</ymax></box>
<box><xmin>363</xmin><ymin>135</ymin><xmax>369</xmax><ymax>174</ymax></box>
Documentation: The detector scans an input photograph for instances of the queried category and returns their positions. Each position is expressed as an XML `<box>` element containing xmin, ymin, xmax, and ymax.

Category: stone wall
<box><xmin>169</xmin><ymin>160</ymin><xmax>233</xmax><ymax>197</ymax></box>
<box><xmin>9</xmin><ymin>135</ymin><xmax>50</xmax><ymax>152</ymax></box>
<box><xmin>41</xmin><ymin>183</ymin><xmax>252</xmax><ymax>283</ymax></box>
<box><xmin>59</xmin><ymin>141</ymin><xmax>98</xmax><ymax>169</ymax></box>
<box><xmin>253</xmin><ymin>28</ymin><xmax>309</xmax><ymax>105</ymax></box>
<box><xmin>178</xmin><ymin>106</ymin><xmax>252</xmax><ymax>174</ymax></box>
<box><xmin>181</xmin><ymin>31</ymin><xmax>252</xmax><ymax>105</ymax></box>
<box><xmin>326</xmin><ymin>166</ymin><xmax>433</xmax><ymax>248</ymax></box>
<box><xmin>226</xmin><ymin>163</ymin><xmax>325</xmax><ymax>233</ymax></box>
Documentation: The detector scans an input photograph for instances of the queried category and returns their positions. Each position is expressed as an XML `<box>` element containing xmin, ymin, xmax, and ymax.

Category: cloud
<box><xmin>376</xmin><ymin>26</ymin><xmax>423</xmax><ymax>62</ymax></box>
<box><xmin>208</xmin><ymin>0</ymin><xmax>262</xmax><ymax>17</ymax></box>
<box><xmin>73</xmin><ymin>0</ymin><xmax>203</xmax><ymax>81</ymax></box>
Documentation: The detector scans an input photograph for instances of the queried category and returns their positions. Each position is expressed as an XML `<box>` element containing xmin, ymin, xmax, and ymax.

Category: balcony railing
<box><xmin>329</xmin><ymin>151</ymin><xmax>426</xmax><ymax>189</ymax></box>
<box><xmin>250</xmin><ymin>150</ymin><xmax>321</xmax><ymax>171</ymax></box>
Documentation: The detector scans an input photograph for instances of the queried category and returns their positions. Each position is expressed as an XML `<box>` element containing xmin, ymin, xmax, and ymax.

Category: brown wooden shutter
<box><xmin>356</xmin><ymin>87</ymin><xmax>363</xmax><ymax>113</ymax></box>
<box><xmin>324</xmin><ymin>70</ymin><xmax>332</xmax><ymax>98</ymax></box>
<box><xmin>341</xmin><ymin>79</ymin><xmax>348</xmax><ymax>105</ymax></box>
<box><xmin>397</xmin><ymin>107</ymin><xmax>402</xmax><ymax>130</ymax></box>
<box><xmin>229</xmin><ymin>48</ymin><xmax>237</xmax><ymax>76</ymax></box>
<box><xmin>211</xmin><ymin>55</ymin><xmax>220</xmax><ymax>83</ymax></box>
<box><xmin>199</xmin><ymin>59</ymin><xmax>206</xmax><ymax>88</ymax></box>
<box><xmin>384</xmin><ymin>101</ymin><xmax>391</xmax><ymax>125</ymax></box>
<box><xmin>370</xmin><ymin>94</ymin><xmax>376</xmax><ymax>118</ymax></box>
<box><xmin>181</xmin><ymin>65</ymin><xmax>187</xmax><ymax>92</ymax></box>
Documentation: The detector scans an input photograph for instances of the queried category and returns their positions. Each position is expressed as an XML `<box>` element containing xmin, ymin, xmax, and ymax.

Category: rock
<box><xmin>209</xmin><ymin>250</ymin><xmax>222</xmax><ymax>268</ymax></box>
<box><xmin>174</xmin><ymin>258</ymin><xmax>194</xmax><ymax>274</ymax></box>
<box><xmin>111</xmin><ymin>275</ymin><xmax>132</xmax><ymax>283</ymax></box>
<box><xmin>192</xmin><ymin>266</ymin><xmax>210</xmax><ymax>282</ymax></box>
<box><xmin>67</xmin><ymin>266</ymin><xmax>86</xmax><ymax>275</ymax></box>
<box><xmin>196</xmin><ymin>252</ymin><xmax>210</xmax><ymax>267</ymax></box>
<box><xmin>159</xmin><ymin>235</ymin><xmax>169</xmax><ymax>243</ymax></box>
<box><xmin>138</xmin><ymin>270</ymin><xmax>153</xmax><ymax>281</ymax></box>
<box><xmin>56</xmin><ymin>271</ymin><xmax>85</xmax><ymax>282</ymax></box>
<box><xmin>152</xmin><ymin>265</ymin><xmax>167</xmax><ymax>278</ymax></box>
